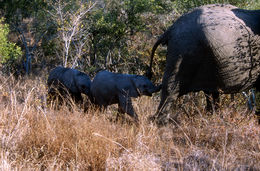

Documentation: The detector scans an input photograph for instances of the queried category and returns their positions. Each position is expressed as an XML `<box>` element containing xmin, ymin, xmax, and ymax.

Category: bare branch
<box><xmin>47</xmin><ymin>1</ymin><xmax>96</xmax><ymax>67</ymax></box>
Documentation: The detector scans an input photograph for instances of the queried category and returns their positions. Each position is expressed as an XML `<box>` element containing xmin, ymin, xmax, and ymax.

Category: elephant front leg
<box><xmin>118</xmin><ymin>94</ymin><xmax>139</xmax><ymax>122</ymax></box>
<box><xmin>68</xmin><ymin>93</ymin><xmax>84</xmax><ymax>110</ymax></box>
<box><xmin>74</xmin><ymin>94</ymin><xmax>83</xmax><ymax>104</ymax></box>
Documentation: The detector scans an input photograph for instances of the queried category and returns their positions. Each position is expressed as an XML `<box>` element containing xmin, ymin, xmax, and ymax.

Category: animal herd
<box><xmin>47</xmin><ymin>4</ymin><xmax>260</xmax><ymax>124</ymax></box>
<box><xmin>47</xmin><ymin>66</ymin><xmax>161</xmax><ymax>122</ymax></box>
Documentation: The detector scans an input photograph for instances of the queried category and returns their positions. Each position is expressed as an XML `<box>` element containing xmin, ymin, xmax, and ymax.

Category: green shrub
<box><xmin>173</xmin><ymin>0</ymin><xmax>260</xmax><ymax>14</ymax></box>
<box><xmin>0</xmin><ymin>17</ymin><xmax>22</xmax><ymax>73</ymax></box>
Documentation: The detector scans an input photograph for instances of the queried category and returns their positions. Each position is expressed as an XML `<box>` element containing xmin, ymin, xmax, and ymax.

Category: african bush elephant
<box><xmin>47</xmin><ymin>66</ymin><xmax>91</xmax><ymax>109</ymax></box>
<box><xmin>90</xmin><ymin>70</ymin><xmax>161</xmax><ymax>121</ymax></box>
<box><xmin>147</xmin><ymin>4</ymin><xmax>260</xmax><ymax>123</ymax></box>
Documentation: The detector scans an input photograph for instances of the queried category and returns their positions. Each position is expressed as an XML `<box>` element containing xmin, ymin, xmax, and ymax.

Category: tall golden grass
<box><xmin>0</xmin><ymin>74</ymin><xmax>259</xmax><ymax>170</ymax></box>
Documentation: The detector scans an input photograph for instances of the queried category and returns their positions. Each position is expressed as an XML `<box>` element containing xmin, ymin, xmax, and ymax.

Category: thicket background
<box><xmin>0</xmin><ymin>0</ymin><xmax>259</xmax><ymax>79</ymax></box>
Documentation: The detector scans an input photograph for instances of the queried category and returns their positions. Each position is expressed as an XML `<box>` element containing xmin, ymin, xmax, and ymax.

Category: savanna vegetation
<box><xmin>0</xmin><ymin>0</ymin><xmax>260</xmax><ymax>170</ymax></box>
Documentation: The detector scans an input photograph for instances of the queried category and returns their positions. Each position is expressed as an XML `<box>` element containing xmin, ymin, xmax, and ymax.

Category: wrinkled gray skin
<box><xmin>147</xmin><ymin>4</ymin><xmax>260</xmax><ymax>122</ymax></box>
<box><xmin>47</xmin><ymin>66</ymin><xmax>91</xmax><ymax>107</ymax></box>
<box><xmin>90</xmin><ymin>70</ymin><xmax>161</xmax><ymax>121</ymax></box>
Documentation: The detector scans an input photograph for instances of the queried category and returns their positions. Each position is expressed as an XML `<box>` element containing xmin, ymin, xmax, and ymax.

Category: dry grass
<box><xmin>0</xmin><ymin>74</ymin><xmax>259</xmax><ymax>170</ymax></box>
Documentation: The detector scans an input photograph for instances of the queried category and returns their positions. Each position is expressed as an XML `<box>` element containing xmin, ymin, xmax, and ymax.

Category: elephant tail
<box><xmin>146</xmin><ymin>30</ymin><xmax>170</xmax><ymax>80</ymax></box>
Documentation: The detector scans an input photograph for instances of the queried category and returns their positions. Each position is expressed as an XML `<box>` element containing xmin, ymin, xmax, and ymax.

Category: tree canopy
<box><xmin>0</xmin><ymin>0</ymin><xmax>259</xmax><ymax>76</ymax></box>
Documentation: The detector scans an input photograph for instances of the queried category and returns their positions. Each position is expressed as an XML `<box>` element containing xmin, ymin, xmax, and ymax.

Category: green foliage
<box><xmin>87</xmin><ymin>0</ymin><xmax>173</xmax><ymax>73</ymax></box>
<box><xmin>0</xmin><ymin>0</ymin><xmax>47</xmax><ymax>24</ymax></box>
<box><xmin>173</xmin><ymin>0</ymin><xmax>260</xmax><ymax>14</ymax></box>
<box><xmin>0</xmin><ymin>18</ymin><xmax>22</xmax><ymax>73</ymax></box>
<box><xmin>0</xmin><ymin>0</ymin><xmax>54</xmax><ymax>75</ymax></box>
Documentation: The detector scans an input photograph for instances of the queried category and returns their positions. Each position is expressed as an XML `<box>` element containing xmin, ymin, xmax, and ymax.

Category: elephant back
<box><xmin>168</xmin><ymin>4</ymin><xmax>260</xmax><ymax>93</ymax></box>
<box><xmin>47</xmin><ymin>66</ymin><xmax>67</xmax><ymax>87</ymax></box>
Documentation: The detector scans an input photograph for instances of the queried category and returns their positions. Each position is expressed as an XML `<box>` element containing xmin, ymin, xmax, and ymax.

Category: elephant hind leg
<box><xmin>150</xmin><ymin>56</ymin><xmax>183</xmax><ymax>124</ymax></box>
<box><xmin>151</xmin><ymin>82</ymin><xmax>180</xmax><ymax>125</ymax></box>
<box><xmin>150</xmin><ymin>96</ymin><xmax>178</xmax><ymax>125</ymax></box>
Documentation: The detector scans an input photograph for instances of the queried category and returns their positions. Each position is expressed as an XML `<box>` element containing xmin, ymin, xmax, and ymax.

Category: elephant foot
<box><xmin>148</xmin><ymin>112</ymin><xmax>174</xmax><ymax>126</ymax></box>
<box><xmin>153</xmin><ymin>105</ymin><xmax>173</xmax><ymax>124</ymax></box>
<box><xmin>115</xmin><ymin>112</ymin><xmax>139</xmax><ymax>126</ymax></box>
<box><xmin>148</xmin><ymin>110</ymin><xmax>164</xmax><ymax>123</ymax></box>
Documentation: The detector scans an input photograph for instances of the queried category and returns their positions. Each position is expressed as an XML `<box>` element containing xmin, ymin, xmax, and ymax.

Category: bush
<box><xmin>0</xmin><ymin>17</ymin><xmax>22</xmax><ymax>74</ymax></box>
<box><xmin>173</xmin><ymin>0</ymin><xmax>260</xmax><ymax>14</ymax></box>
